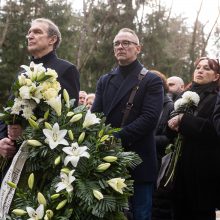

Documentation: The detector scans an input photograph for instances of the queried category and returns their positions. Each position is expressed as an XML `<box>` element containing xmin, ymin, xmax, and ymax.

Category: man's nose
<box><xmin>26</xmin><ymin>33</ymin><xmax>33</xmax><ymax>39</ymax></box>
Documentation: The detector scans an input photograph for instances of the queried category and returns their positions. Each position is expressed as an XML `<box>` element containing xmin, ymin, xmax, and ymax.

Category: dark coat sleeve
<box><xmin>156</xmin><ymin>98</ymin><xmax>174</xmax><ymax>152</ymax></box>
<box><xmin>91</xmin><ymin>76</ymin><xmax>105</xmax><ymax>113</ymax></box>
<box><xmin>58</xmin><ymin>64</ymin><xmax>80</xmax><ymax>107</ymax></box>
<box><xmin>179</xmin><ymin>113</ymin><xmax>217</xmax><ymax>141</ymax></box>
<box><xmin>213</xmin><ymin>92</ymin><xmax>220</xmax><ymax>137</ymax></box>
<box><xmin>0</xmin><ymin>121</ymin><xmax>7</xmax><ymax>139</ymax></box>
<box><xmin>118</xmin><ymin>75</ymin><xmax>164</xmax><ymax>142</ymax></box>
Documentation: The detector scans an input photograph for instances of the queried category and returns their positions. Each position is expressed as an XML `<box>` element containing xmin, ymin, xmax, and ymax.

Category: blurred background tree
<box><xmin>0</xmin><ymin>0</ymin><xmax>219</xmax><ymax>107</ymax></box>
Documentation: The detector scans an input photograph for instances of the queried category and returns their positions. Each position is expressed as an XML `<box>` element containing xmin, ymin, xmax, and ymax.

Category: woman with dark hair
<box><xmin>168</xmin><ymin>57</ymin><xmax>220</xmax><ymax>220</ymax></box>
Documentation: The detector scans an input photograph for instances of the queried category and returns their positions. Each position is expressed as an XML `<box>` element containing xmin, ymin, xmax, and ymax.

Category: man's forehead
<box><xmin>29</xmin><ymin>21</ymin><xmax>48</xmax><ymax>31</ymax></box>
<box><xmin>114</xmin><ymin>32</ymin><xmax>137</xmax><ymax>42</ymax></box>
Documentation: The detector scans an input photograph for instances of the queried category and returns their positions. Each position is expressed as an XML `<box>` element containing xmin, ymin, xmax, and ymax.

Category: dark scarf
<box><xmin>188</xmin><ymin>81</ymin><xmax>219</xmax><ymax>100</ymax></box>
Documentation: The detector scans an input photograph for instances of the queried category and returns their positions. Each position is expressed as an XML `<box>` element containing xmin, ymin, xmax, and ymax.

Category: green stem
<box><xmin>164</xmin><ymin>134</ymin><xmax>182</xmax><ymax>187</ymax></box>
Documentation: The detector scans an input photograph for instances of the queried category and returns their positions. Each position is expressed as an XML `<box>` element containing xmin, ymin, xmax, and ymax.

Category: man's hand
<box><xmin>0</xmin><ymin>138</ymin><xmax>16</xmax><ymax>158</ymax></box>
<box><xmin>7</xmin><ymin>124</ymin><xmax>22</xmax><ymax>141</ymax></box>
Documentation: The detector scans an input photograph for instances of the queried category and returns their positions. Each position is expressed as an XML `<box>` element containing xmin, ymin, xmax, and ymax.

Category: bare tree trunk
<box><xmin>201</xmin><ymin>4</ymin><xmax>220</xmax><ymax>56</ymax></box>
<box><xmin>76</xmin><ymin>0</ymin><xmax>95</xmax><ymax>69</ymax></box>
<box><xmin>0</xmin><ymin>0</ymin><xmax>11</xmax><ymax>48</ymax></box>
<box><xmin>189</xmin><ymin>0</ymin><xmax>203</xmax><ymax>75</ymax></box>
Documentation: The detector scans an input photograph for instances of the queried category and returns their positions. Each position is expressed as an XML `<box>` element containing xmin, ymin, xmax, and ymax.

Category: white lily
<box><xmin>55</xmin><ymin>170</ymin><xmax>75</xmax><ymax>193</ymax></box>
<box><xmin>26</xmin><ymin>204</ymin><xmax>44</xmax><ymax>220</ymax></box>
<box><xmin>63</xmin><ymin>142</ymin><xmax>90</xmax><ymax>167</ymax></box>
<box><xmin>83</xmin><ymin>110</ymin><xmax>101</xmax><ymax>128</ymax></box>
<box><xmin>46</xmin><ymin>94</ymin><xmax>62</xmax><ymax>116</ymax></box>
<box><xmin>43</xmin><ymin>123</ymin><xmax>68</xmax><ymax>149</ymax></box>
<box><xmin>21</xmin><ymin>62</ymin><xmax>46</xmax><ymax>81</ymax></box>
<box><xmin>107</xmin><ymin>177</ymin><xmax>127</xmax><ymax>194</ymax></box>
<box><xmin>45</xmin><ymin>68</ymin><xmax>58</xmax><ymax>81</ymax></box>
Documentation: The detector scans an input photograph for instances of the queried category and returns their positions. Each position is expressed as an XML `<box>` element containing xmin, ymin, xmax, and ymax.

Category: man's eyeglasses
<box><xmin>113</xmin><ymin>40</ymin><xmax>138</xmax><ymax>48</ymax></box>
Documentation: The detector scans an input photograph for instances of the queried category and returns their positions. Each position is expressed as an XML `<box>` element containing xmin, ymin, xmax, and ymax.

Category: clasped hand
<box><xmin>0</xmin><ymin>124</ymin><xmax>22</xmax><ymax>158</ymax></box>
<box><xmin>168</xmin><ymin>114</ymin><xmax>183</xmax><ymax>132</ymax></box>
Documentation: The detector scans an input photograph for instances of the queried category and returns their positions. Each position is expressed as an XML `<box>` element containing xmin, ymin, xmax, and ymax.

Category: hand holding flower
<box><xmin>0</xmin><ymin>138</ymin><xmax>16</xmax><ymax>158</ymax></box>
<box><xmin>168</xmin><ymin>114</ymin><xmax>183</xmax><ymax>131</ymax></box>
<box><xmin>7</xmin><ymin>124</ymin><xmax>22</xmax><ymax>141</ymax></box>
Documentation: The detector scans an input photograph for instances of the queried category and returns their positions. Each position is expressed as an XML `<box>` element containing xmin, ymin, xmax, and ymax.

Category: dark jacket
<box><xmin>31</xmin><ymin>51</ymin><xmax>80</xmax><ymax>102</ymax></box>
<box><xmin>152</xmin><ymin>94</ymin><xmax>174</xmax><ymax>220</ymax></box>
<box><xmin>173</xmin><ymin>82</ymin><xmax>220</xmax><ymax>211</ymax></box>
<box><xmin>155</xmin><ymin>94</ymin><xmax>174</xmax><ymax>163</ymax></box>
<box><xmin>92</xmin><ymin>60</ymin><xmax>164</xmax><ymax>182</ymax></box>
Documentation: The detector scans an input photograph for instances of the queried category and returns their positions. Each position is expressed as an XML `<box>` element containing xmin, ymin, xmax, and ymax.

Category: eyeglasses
<box><xmin>113</xmin><ymin>40</ymin><xmax>138</xmax><ymax>48</ymax></box>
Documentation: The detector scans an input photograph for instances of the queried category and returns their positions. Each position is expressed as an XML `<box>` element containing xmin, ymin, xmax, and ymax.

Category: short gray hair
<box><xmin>117</xmin><ymin>28</ymin><xmax>140</xmax><ymax>45</ymax></box>
<box><xmin>32</xmin><ymin>18</ymin><xmax>62</xmax><ymax>50</ymax></box>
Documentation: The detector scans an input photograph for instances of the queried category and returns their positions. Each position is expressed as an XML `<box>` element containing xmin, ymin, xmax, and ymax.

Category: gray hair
<box><xmin>32</xmin><ymin>18</ymin><xmax>62</xmax><ymax>50</ymax></box>
<box><xmin>117</xmin><ymin>28</ymin><xmax>140</xmax><ymax>45</ymax></box>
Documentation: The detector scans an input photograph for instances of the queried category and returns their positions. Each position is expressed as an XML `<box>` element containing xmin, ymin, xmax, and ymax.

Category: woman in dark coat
<box><xmin>168</xmin><ymin>57</ymin><xmax>220</xmax><ymax>220</ymax></box>
<box><xmin>151</xmin><ymin>70</ymin><xmax>174</xmax><ymax>220</ymax></box>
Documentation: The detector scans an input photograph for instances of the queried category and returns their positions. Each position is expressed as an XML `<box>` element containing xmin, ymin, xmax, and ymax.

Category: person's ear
<box><xmin>136</xmin><ymin>45</ymin><xmax>141</xmax><ymax>55</ymax></box>
<box><xmin>213</xmin><ymin>73</ymin><xmax>220</xmax><ymax>82</ymax></box>
<box><xmin>49</xmin><ymin>35</ymin><xmax>57</xmax><ymax>46</ymax></box>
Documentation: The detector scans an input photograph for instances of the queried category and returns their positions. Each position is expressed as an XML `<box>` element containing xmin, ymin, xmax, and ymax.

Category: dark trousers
<box><xmin>127</xmin><ymin>182</ymin><xmax>154</xmax><ymax>220</ymax></box>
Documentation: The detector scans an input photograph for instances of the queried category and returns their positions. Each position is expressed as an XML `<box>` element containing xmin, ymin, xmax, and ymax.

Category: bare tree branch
<box><xmin>0</xmin><ymin>0</ymin><xmax>11</xmax><ymax>48</ymax></box>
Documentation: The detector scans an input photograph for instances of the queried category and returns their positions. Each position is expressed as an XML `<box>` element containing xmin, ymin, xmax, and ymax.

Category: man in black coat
<box><xmin>91</xmin><ymin>28</ymin><xmax>164</xmax><ymax>220</ymax></box>
<box><xmin>0</xmin><ymin>18</ymin><xmax>80</xmax><ymax>180</ymax></box>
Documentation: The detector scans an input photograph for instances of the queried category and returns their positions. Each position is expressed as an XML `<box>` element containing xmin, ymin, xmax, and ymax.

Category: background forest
<box><xmin>0</xmin><ymin>0</ymin><xmax>220</xmax><ymax>106</ymax></box>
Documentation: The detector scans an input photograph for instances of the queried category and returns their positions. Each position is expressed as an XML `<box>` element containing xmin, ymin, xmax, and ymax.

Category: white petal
<box><xmin>70</xmin><ymin>156</ymin><xmax>80</xmax><ymax>167</ymax></box>
<box><xmin>64</xmin><ymin>155</ymin><xmax>73</xmax><ymax>166</ymax></box>
<box><xmin>59</xmin><ymin>139</ymin><xmax>69</xmax><ymax>146</ymax></box>
<box><xmin>66</xmin><ymin>184</ymin><xmax>73</xmax><ymax>193</ymax></box>
<box><xmin>63</xmin><ymin>147</ymin><xmax>73</xmax><ymax>155</ymax></box>
<box><xmin>55</xmin><ymin>182</ymin><xmax>67</xmax><ymax>192</ymax></box>
<box><xmin>48</xmin><ymin>139</ymin><xmax>58</xmax><ymax>149</ymax></box>
<box><xmin>26</xmin><ymin>207</ymin><xmax>35</xmax><ymax>217</ymax></box>
<box><xmin>36</xmin><ymin>204</ymin><xmax>44</xmax><ymax>218</ymax></box>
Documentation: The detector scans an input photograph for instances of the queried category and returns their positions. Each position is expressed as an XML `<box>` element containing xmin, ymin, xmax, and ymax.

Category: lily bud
<box><xmin>28</xmin><ymin>118</ymin><xmax>39</xmax><ymax>129</ymax></box>
<box><xmin>100</xmin><ymin>135</ymin><xmax>109</xmax><ymax>142</ymax></box>
<box><xmin>68</xmin><ymin>130</ymin><xmax>74</xmax><ymax>141</ymax></box>
<box><xmin>44</xmin><ymin>122</ymin><xmax>52</xmax><ymax>130</ymax></box>
<box><xmin>7</xmin><ymin>181</ymin><xmax>17</xmax><ymax>189</ymax></box>
<box><xmin>37</xmin><ymin>192</ymin><xmax>47</xmax><ymax>206</ymax></box>
<box><xmin>54</xmin><ymin>156</ymin><xmax>61</xmax><ymax>165</ymax></box>
<box><xmin>27</xmin><ymin>140</ymin><xmax>42</xmax><ymax>147</ymax></box>
<box><xmin>103</xmin><ymin>156</ymin><xmax>118</xmax><ymax>162</ymax></box>
<box><xmin>96</xmin><ymin>163</ymin><xmax>111</xmax><ymax>172</ymax></box>
<box><xmin>78</xmin><ymin>132</ymin><xmax>85</xmax><ymax>144</ymax></box>
<box><xmin>93</xmin><ymin>189</ymin><xmax>104</xmax><ymax>200</ymax></box>
<box><xmin>44</xmin><ymin>109</ymin><xmax>50</xmax><ymax>120</ymax></box>
<box><xmin>50</xmin><ymin>193</ymin><xmax>60</xmax><ymax>200</ymax></box>
<box><xmin>61</xmin><ymin>167</ymin><xmax>70</xmax><ymax>174</ymax></box>
<box><xmin>67</xmin><ymin>111</ymin><xmax>74</xmax><ymax>117</ymax></box>
<box><xmin>30</xmin><ymin>115</ymin><xmax>37</xmax><ymax>121</ymax></box>
<box><xmin>45</xmin><ymin>209</ymin><xmax>54</xmax><ymax>219</ymax></box>
<box><xmin>56</xmin><ymin>199</ymin><xmax>67</xmax><ymax>210</ymax></box>
<box><xmin>28</xmin><ymin>173</ymin><xmax>35</xmax><ymax>190</ymax></box>
<box><xmin>12</xmin><ymin>209</ymin><xmax>27</xmax><ymax>216</ymax></box>
<box><xmin>98</xmin><ymin>129</ymin><xmax>104</xmax><ymax>138</ymax></box>
<box><xmin>37</xmin><ymin>71</ymin><xmax>45</xmax><ymax>81</ymax></box>
<box><xmin>69</xmin><ymin>113</ymin><xmax>82</xmax><ymax>123</ymax></box>
<box><xmin>63</xmin><ymin>89</ymin><xmax>70</xmax><ymax>108</ymax></box>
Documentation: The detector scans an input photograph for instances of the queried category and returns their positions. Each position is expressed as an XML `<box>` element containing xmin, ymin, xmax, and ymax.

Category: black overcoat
<box><xmin>174</xmin><ymin>84</ymin><xmax>220</xmax><ymax>211</ymax></box>
<box><xmin>92</xmin><ymin>60</ymin><xmax>164</xmax><ymax>183</ymax></box>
